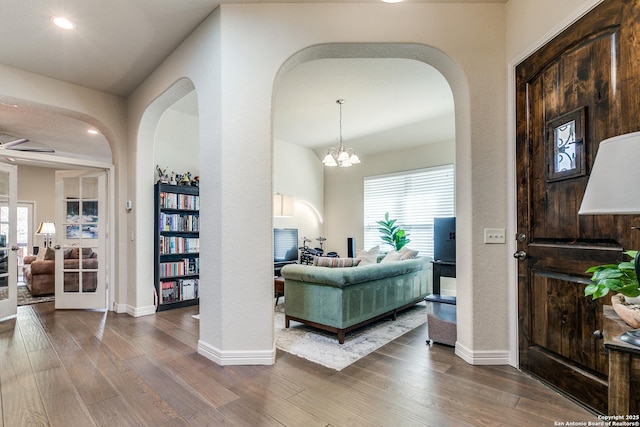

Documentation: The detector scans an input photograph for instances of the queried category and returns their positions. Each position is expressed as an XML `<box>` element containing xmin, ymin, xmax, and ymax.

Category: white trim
<box><xmin>198</xmin><ymin>340</ymin><xmax>276</xmax><ymax>366</ymax></box>
<box><xmin>455</xmin><ymin>342</ymin><xmax>510</xmax><ymax>366</ymax></box>
<box><xmin>126</xmin><ymin>304</ymin><xmax>156</xmax><ymax>317</ymax></box>
<box><xmin>112</xmin><ymin>302</ymin><xmax>128</xmax><ymax>314</ymax></box>
<box><xmin>506</xmin><ymin>0</ymin><xmax>606</xmax><ymax>369</ymax></box>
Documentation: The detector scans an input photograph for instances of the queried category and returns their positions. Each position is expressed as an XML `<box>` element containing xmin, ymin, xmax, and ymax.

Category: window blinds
<box><xmin>363</xmin><ymin>164</ymin><xmax>455</xmax><ymax>258</ymax></box>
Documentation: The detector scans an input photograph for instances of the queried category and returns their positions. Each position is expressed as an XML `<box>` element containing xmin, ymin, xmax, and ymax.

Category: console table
<box><xmin>431</xmin><ymin>260</ymin><xmax>456</xmax><ymax>295</ymax></box>
<box><xmin>603</xmin><ymin>305</ymin><xmax>640</xmax><ymax>415</ymax></box>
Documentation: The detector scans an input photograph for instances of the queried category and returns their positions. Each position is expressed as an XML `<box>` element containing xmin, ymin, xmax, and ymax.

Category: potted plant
<box><xmin>584</xmin><ymin>250</ymin><xmax>640</xmax><ymax>301</ymax></box>
<box><xmin>376</xmin><ymin>212</ymin><xmax>410</xmax><ymax>251</ymax></box>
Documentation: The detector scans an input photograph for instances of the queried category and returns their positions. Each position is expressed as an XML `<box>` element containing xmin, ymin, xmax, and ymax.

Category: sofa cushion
<box><xmin>281</xmin><ymin>256</ymin><xmax>429</xmax><ymax>288</ymax></box>
<box><xmin>399</xmin><ymin>247</ymin><xmax>419</xmax><ymax>260</ymax></box>
<box><xmin>381</xmin><ymin>251</ymin><xmax>403</xmax><ymax>263</ymax></box>
<box><xmin>70</xmin><ymin>247</ymin><xmax>94</xmax><ymax>259</ymax></box>
<box><xmin>44</xmin><ymin>247</ymin><xmax>56</xmax><ymax>260</ymax></box>
<box><xmin>30</xmin><ymin>260</ymin><xmax>55</xmax><ymax>275</ymax></box>
<box><xmin>314</xmin><ymin>257</ymin><xmax>361</xmax><ymax>268</ymax></box>
<box><xmin>356</xmin><ymin>245</ymin><xmax>379</xmax><ymax>266</ymax></box>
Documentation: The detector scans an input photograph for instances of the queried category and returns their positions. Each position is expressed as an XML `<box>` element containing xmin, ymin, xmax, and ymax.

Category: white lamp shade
<box><xmin>36</xmin><ymin>221</ymin><xmax>56</xmax><ymax>235</ymax></box>
<box><xmin>322</xmin><ymin>153</ymin><xmax>337</xmax><ymax>166</ymax></box>
<box><xmin>273</xmin><ymin>194</ymin><xmax>295</xmax><ymax>217</ymax></box>
<box><xmin>579</xmin><ymin>131</ymin><xmax>640</xmax><ymax>214</ymax></box>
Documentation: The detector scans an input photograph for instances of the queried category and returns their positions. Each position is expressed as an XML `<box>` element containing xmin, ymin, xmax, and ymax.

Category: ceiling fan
<box><xmin>0</xmin><ymin>136</ymin><xmax>55</xmax><ymax>153</ymax></box>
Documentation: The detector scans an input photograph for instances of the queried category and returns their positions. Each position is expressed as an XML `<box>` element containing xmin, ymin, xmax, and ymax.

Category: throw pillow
<box><xmin>44</xmin><ymin>247</ymin><xmax>56</xmax><ymax>260</ymax></box>
<box><xmin>381</xmin><ymin>250</ymin><xmax>403</xmax><ymax>263</ymax></box>
<box><xmin>356</xmin><ymin>245</ymin><xmax>379</xmax><ymax>266</ymax></box>
<box><xmin>35</xmin><ymin>248</ymin><xmax>46</xmax><ymax>261</ymax></box>
<box><xmin>314</xmin><ymin>257</ymin><xmax>361</xmax><ymax>268</ymax></box>
<box><xmin>398</xmin><ymin>247</ymin><xmax>419</xmax><ymax>260</ymax></box>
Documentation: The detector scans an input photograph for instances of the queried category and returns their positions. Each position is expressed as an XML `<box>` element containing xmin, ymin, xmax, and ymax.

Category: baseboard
<box><xmin>125</xmin><ymin>304</ymin><xmax>156</xmax><ymax>317</ymax></box>
<box><xmin>198</xmin><ymin>339</ymin><xmax>275</xmax><ymax>366</ymax></box>
<box><xmin>112</xmin><ymin>302</ymin><xmax>128</xmax><ymax>314</ymax></box>
<box><xmin>455</xmin><ymin>342</ymin><xmax>510</xmax><ymax>365</ymax></box>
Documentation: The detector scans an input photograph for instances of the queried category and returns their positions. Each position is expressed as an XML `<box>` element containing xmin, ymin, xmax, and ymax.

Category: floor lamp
<box><xmin>36</xmin><ymin>221</ymin><xmax>56</xmax><ymax>248</ymax></box>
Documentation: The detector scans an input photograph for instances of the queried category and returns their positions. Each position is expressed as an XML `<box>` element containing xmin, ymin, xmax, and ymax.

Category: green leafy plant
<box><xmin>585</xmin><ymin>250</ymin><xmax>640</xmax><ymax>300</ymax></box>
<box><xmin>376</xmin><ymin>212</ymin><xmax>410</xmax><ymax>251</ymax></box>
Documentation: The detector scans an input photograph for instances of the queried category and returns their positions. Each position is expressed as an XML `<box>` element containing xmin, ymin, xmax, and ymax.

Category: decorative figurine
<box><xmin>156</xmin><ymin>165</ymin><xmax>168</xmax><ymax>183</ymax></box>
<box><xmin>170</xmin><ymin>172</ymin><xmax>177</xmax><ymax>185</ymax></box>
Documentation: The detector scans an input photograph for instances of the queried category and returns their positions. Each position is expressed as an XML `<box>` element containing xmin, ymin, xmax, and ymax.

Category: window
<box><xmin>364</xmin><ymin>165</ymin><xmax>455</xmax><ymax>257</ymax></box>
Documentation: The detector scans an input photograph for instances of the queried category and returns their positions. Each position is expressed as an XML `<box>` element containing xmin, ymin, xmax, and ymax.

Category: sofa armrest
<box><xmin>30</xmin><ymin>260</ymin><xmax>55</xmax><ymax>275</ymax></box>
<box><xmin>24</xmin><ymin>255</ymin><xmax>38</xmax><ymax>265</ymax></box>
<box><xmin>281</xmin><ymin>256</ymin><xmax>431</xmax><ymax>288</ymax></box>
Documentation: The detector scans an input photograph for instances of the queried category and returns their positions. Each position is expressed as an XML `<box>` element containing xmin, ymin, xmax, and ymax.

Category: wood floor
<box><xmin>0</xmin><ymin>302</ymin><xmax>598</xmax><ymax>426</ymax></box>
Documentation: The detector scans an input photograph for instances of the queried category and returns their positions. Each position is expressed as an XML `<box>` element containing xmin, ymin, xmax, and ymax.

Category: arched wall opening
<box><xmin>272</xmin><ymin>43</ymin><xmax>473</xmax><ymax>353</ymax></box>
<box><xmin>135</xmin><ymin>78</ymin><xmax>198</xmax><ymax>314</ymax></box>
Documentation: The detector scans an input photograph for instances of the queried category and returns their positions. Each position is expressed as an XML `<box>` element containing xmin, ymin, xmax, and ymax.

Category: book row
<box><xmin>159</xmin><ymin>192</ymin><xmax>200</xmax><ymax>210</ymax></box>
<box><xmin>159</xmin><ymin>258</ymin><xmax>199</xmax><ymax>278</ymax></box>
<box><xmin>159</xmin><ymin>236</ymin><xmax>200</xmax><ymax>255</ymax></box>
<box><xmin>161</xmin><ymin>278</ymin><xmax>199</xmax><ymax>304</ymax></box>
<box><xmin>160</xmin><ymin>213</ymin><xmax>199</xmax><ymax>232</ymax></box>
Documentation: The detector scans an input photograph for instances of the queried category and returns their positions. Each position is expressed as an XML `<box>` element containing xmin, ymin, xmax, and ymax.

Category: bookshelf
<box><xmin>154</xmin><ymin>182</ymin><xmax>200</xmax><ymax>311</ymax></box>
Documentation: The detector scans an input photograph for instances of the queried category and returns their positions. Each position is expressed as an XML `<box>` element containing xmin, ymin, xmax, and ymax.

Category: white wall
<box><xmin>0</xmin><ymin>65</ymin><xmax>129</xmax><ymax>310</ymax></box>
<box><xmin>130</xmin><ymin>2</ymin><xmax>508</xmax><ymax>365</ymax></box>
<box><xmin>324</xmin><ymin>140</ymin><xmax>455</xmax><ymax>256</ymax></box>
<box><xmin>154</xmin><ymin>109</ymin><xmax>200</xmax><ymax>178</ymax></box>
<box><xmin>505</xmin><ymin>0</ymin><xmax>604</xmax><ymax>64</ymax></box>
<box><xmin>17</xmin><ymin>165</ymin><xmax>55</xmax><ymax>249</ymax></box>
<box><xmin>273</xmin><ymin>139</ymin><xmax>324</xmax><ymax>245</ymax></box>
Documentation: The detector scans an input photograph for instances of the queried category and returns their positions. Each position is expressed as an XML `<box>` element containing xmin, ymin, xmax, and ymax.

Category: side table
<box><xmin>274</xmin><ymin>276</ymin><xmax>285</xmax><ymax>306</ymax></box>
<box><xmin>603</xmin><ymin>305</ymin><xmax>640</xmax><ymax>415</ymax></box>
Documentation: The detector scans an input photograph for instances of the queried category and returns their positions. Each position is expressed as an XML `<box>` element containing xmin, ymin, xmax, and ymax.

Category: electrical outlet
<box><xmin>484</xmin><ymin>228</ymin><xmax>506</xmax><ymax>244</ymax></box>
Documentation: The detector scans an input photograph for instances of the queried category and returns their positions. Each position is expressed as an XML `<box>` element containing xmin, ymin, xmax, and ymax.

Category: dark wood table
<box><xmin>274</xmin><ymin>276</ymin><xmax>284</xmax><ymax>305</ymax></box>
<box><xmin>603</xmin><ymin>305</ymin><xmax>640</xmax><ymax>416</ymax></box>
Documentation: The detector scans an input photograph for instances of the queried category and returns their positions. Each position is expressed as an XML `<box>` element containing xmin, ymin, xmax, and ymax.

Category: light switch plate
<box><xmin>484</xmin><ymin>228</ymin><xmax>506</xmax><ymax>244</ymax></box>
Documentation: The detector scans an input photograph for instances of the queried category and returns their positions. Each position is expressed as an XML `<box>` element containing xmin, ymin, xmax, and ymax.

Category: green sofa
<box><xmin>280</xmin><ymin>256</ymin><xmax>432</xmax><ymax>343</ymax></box>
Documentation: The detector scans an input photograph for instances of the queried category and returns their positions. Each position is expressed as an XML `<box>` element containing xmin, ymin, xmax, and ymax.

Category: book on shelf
<box><xmin>159</xmin><ymin>278</ymin><xmax>199</xmax><ymax>304</ymax></box>
<box><xmin>159</xmin><ymin>236</ymin><xmax>200</xmax><ymax>255</ymax></box>
<box><xmin>159</xmin><ymin>258</ymin><xmax>199</xmax><ymax>278</ymax></box>
<box><xmin>159</xmin><ymin>213</ymin><xmax>199</xmax><ymax>232</ymax></box>
<box><xmin>159</xmin><ymin>192</ymin><xmax>200</xmax><ymax>210</ymax></box>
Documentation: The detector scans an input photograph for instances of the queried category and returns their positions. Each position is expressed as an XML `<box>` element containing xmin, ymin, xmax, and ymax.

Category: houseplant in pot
<box><xmin>585</xmin><ymin>250</ymin><xmax>640</xmax><ymax>327</ymax></box>
<box><xmin>585</xmin><ymin>250</ymin><xmax>640</xmax><ymax>301</ymax></box>
<box><xmin>377</xmin><ymin>212</ymin><xmax>410</xmax><ymax>251</ymax></box>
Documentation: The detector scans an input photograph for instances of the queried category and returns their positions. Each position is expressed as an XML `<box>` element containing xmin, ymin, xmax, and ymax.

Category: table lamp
<box><xmin>579</xmin><ymin>130</ymin><xmax>640</xmax><ymax>345</ymax></box>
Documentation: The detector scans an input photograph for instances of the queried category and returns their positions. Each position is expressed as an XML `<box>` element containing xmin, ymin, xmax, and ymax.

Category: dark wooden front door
<box><xmin>515</xmin><ymin>0</ymin><xmax>640</xmax><ymax>413</ymax></box>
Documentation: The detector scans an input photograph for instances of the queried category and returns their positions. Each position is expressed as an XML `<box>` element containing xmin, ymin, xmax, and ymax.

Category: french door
<box><xmin>54</xmin><ymin>170</ymin><xmax>107</xmax><ymax>309</ymax></box>
<box><xmin>0</xmin><ymin>162</ymin><xmax>18</xmax><ymax>320</ymax></box>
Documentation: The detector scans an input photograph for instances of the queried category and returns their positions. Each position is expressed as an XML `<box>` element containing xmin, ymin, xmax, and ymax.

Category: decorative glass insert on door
<box><xmin>62</xmin><ymin>176</ymin><xmax>99</xmax><ymax>293</ymax></box>
<box><xmin>546</xmin><ymin>107</ymin><xmax>586</xmax><ymax>182</ymax></box>
<box><xmin>554</xmin><ymin>120</ymin><xmax>576</xmax><ymax>172</ymax></box>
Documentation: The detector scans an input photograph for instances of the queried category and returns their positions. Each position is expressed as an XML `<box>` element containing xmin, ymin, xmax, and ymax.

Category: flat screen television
<box><xmin>274</xmin><ymin>228</ymin><xmax>298</xmax><ymax>264</ymax></box>
<box><xmin>434</xmin><ymin>217</ymin><xmax>456</xmax><ymax>263</ymax></box>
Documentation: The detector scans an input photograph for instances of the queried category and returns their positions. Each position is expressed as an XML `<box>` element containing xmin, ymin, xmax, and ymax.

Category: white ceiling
<box><xmin>0</xmin><ymin>0</ymin><xmax>495</xmax><ymax>164</ymax></box>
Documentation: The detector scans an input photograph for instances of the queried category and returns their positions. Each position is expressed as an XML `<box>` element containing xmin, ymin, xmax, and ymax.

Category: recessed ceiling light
<box><xmin>382</xmin><ymin>0</ymin><xmax>403</xmax><ymax>3</ymax></box>
<box><xmin>51</xmin><ymin>16</ymin><xmax>76</xmax><ymax>30</ymax></box>
<box><xmin>87</xmin><ymin>129</ymin><xmax>99</xmax><ymax>135</ymax></box>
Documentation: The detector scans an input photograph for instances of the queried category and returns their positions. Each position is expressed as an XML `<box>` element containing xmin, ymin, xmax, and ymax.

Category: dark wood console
<box><xmin>431</xmin><ymin>260</ymin><xmax>456</xmax><ymax>295</ymax></box>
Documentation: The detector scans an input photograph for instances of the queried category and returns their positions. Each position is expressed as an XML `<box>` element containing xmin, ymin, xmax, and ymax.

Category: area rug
<box><xmin>274</xmin><ymin>301</ymin><xmax>427</xmax><ymax>371</ymax></box>
<box><xmin>0</xmin><ymin>284</ymin><xmax>55</xmax><ymax>306</ymax></box>
<box><xmin>17</xmin><ymin>284</ymin><xmax>55</xmax><ymax>306</ymax></box>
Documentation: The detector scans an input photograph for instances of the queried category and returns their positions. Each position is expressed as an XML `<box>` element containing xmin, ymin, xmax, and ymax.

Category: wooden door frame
<box><xmin>506</xmin><ymin>0</ymin><xmax>606</xmax><ymax>367</ymax></box>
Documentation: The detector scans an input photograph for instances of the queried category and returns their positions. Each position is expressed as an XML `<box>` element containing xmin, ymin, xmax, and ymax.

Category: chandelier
<box><xmin>322</xmin><ymin>99</ymin><xmax>361</xmax><ymax>167</ymax></box>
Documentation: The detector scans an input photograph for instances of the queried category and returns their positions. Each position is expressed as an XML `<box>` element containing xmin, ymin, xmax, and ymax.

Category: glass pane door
<box><xmin>0</xmin><ymin>163</ymin><xmax>17</xmax><ymax>320</ymax></box>
<box><xmin>55</xmin><ymin>170</ymin><xmax>106</xmax><ymax>309</ymax></box>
